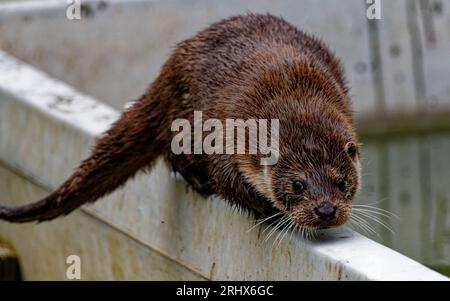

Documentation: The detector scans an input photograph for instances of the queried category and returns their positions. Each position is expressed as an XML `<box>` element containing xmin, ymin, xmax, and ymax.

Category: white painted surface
<box><xmin>0</xmin><ymin>50</ymin><xmax>447</xmax><ymax>280</ymax></box>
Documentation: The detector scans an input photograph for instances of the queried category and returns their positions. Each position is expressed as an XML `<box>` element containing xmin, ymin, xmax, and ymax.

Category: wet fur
<box><xmin>0</xmin><ymin>14</ymin><xmax>360</xmax><ymax>225</ymax></box>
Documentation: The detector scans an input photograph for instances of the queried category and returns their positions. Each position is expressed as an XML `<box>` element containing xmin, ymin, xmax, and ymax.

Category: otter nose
<box><xmin>314</xmin><ymin>202</ymin><xmax>337</xmax><ymax>221</ymax></box>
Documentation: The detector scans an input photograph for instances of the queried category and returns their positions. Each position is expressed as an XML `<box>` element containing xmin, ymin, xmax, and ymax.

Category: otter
<box><xmin>0</xmin><ymin>14</ymin><xmax>360</xmax><ymax>231</ymax></box>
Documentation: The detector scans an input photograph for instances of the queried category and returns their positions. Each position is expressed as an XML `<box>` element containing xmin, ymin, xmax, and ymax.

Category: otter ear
<box><xmin>345</xmin><ymin>142</ymin><xmax>359</xmax><ymax>161</ymax></box>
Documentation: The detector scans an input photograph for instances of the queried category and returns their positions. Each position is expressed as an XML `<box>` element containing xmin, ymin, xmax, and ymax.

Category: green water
<box><xmin>355</xmin><ymin>133</ymin><xmax>450</xmax><ymax>277</ymax></box>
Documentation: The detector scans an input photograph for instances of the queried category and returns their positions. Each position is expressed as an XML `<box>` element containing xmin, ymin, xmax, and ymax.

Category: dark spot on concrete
<box><xmin>355</xmin><ymin>61</ymin><xmax>367</xmax><ymax>74</ymax></box>
<box><xmin>432</xmin><ymin>1</ymin><xmax>443</xmax><ymax>15</ymax></box>
<box><xmin>161</xmin><ymin>220</ymin><xmax>165</xmax><ymax>224</ymax></box>
<box><xmin>337</xmin><ymin>265</ymin><xmax>343</xmax><ymax>280</ymax></box>
<box><xmin>97</xmin><ymin>1</ymin><xmax>108</xmax><ymax>11</ymax></box>
<box><xmin>80</xmin><ymin>3</ymin><xmax>95</xmax><ymax>18</ymax></box>
<box><xmin>209</xmin><ymin>262</ymin><xmax>216</xmax><ymax>279</ymax></box>
<box><xmin>48</xmin><ymin>95</ymin><xmax>75</xmax><ymax>113</ymax></box>
<box><xmin>56</xmin><ymin>95</ymin><xmax>74</xmax><ymax>104</ymax></box>
<box><xmin>21</xmin><ymin>15</ymin><xmax>32</xmax><ymax>22</ymax></box>
<box><xmin>287</xmin><ymin>249</ymin><xmax>292</xmax><ymax>266</ymax></box>
<box><xmin>390</xmin><ymin>44</ymin><xmax>401</xmax><ymax>57</ymax></box>
<box><xmin>326</xmin><ymin>261</ymin><xmax>332</xmax><ymax>271</ymax></box>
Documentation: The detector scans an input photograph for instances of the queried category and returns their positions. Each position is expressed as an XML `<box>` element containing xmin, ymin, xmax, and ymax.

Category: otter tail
<box><xmin>0</xmin><ymin>95</ymin><xmax>169</xmax><ymax>223</ymax></box>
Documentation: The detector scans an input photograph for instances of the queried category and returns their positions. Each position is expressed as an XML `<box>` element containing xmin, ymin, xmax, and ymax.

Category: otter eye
<box><xmin>293</xmin><ymin>180</ymin><xmax>306</xmax><ymax>193</ymax></box>
<box><xmin>337</xmin><ymin>178</ymin><xmax>346</xmax><ymax>192</ymax></box>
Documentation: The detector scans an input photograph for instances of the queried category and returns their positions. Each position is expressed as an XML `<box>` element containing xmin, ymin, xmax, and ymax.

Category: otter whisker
<box><xmin>348</xmin><ymin>219</ymin><xmax>369</xmax><ymax>235</ymax></box>
<box><xmin>308</xmin><ymin>225</ymin><xmax>318</xmax><ymax>240</ymax></box>
<box><xmin>353</xmin><ymin>205</ymin><xmax>399</xmax><ymax>219</ymax></box>
<box><xmin>348</xmin><ymin>219</ymin><xmax>376</xmax><ymax>236</ymax></box>
<box><xmin>352</xmin><ymin>212</ymin><xmax>385</xmax><ymax>237</ymax></box>
<box><xmin>259</xmin><ymin>218</ymin><xmax>285</xmax><ymax>249</ymax></box>
<box><xmin>351</xmin><ymin>217</ymin><xmax>383</xmax><ymax>237</ymax></box>
<box><xmin>275</xmin><ymin>219</ymin><xmax>295</xmax><ymax>248</ymax></box>
<box><xmin>353</xmin><ymin>200</ymin><xmax>392</xmax><ymax>211</ymax></box>
<box><xmin>290</xmin><ymin>224</ymin><xmax>299</xmax><ymax>241</ymax></box>
<box><xmin>247</xmin><ymin>212</ymin><xmax>283</xmax><ymax>233</ymax></box>
<box><xmin>353</xmin><ymin>211</ymin><xmax>395</xmax><ymax>234</ymax></box>
<box><xmin>281</xmin><ymin>221</ymin><xmax>296</xmax><ymax>245</ymax></box>
<box><xmin>312</xmin><ymin>228</ymin><xmax>318</xmax><ymax>239</ymax></box>
<box><xmin>265</xmin><ymin>215</ymin><xmax>291</xmax><ymax>242</ymax></box>
<box><xmin>351</xmin><ymin>213</ymin><xmax>378</xmax><ymax>234</ymax></box>
<box><xmin>299</xmin><ymin>225</ymin><xmax>305</xmax><ymax>239</ymax></box>
<box><xmin>353</xmin><ymin>203</ymin><xmax>397</xmax><ymax>212</ymax></box>
<box><xmin>352</xmin><ymin>207</ymin><xmax>397</xmax><ymax>220</ymax></box>
<box><xmin>262</xmin><ymin>214</ymin><xmax>287</xmax><ymax>235</ymax></box>
<box><xmin>263</xmin><ymin>215</ymin><xmax>288</xmax><ymax>242</ymax></box>
<box><xmin>350</xmin><ymin>214</ymin><xmax>379</xmax><ymax>236</ymax></box>
<box><xmin>303</xmin><ymin>225</ymin><xmax>311</xmax><ymax>239</ymax></box>
<box><xmin>303</xmin><ymin>226</ymin><xmax>309</xmax><ymax>240</ymax></box>
<box><xmin>272</xmin><ymin>219</ymin><xmax>290</xmax><ymax>247</ymax></box>
<box><xmin>353</xmin><ymin>210</ymin><xmax>392</xmax><ymax>229</ymax></box>
<box><xmin>307</xmin><ymin>228</ymin><xmax>313</xmax><ymax>239</ymax></box>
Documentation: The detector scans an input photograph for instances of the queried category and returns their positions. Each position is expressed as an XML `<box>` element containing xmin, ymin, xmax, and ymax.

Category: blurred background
<box><xmin>0</xmin><ymin>0</ymin><xmax>449</xmax><ymax>279</ymax></box>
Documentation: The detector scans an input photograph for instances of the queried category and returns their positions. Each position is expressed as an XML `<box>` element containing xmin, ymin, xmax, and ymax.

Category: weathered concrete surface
<box><xmin>0</xmin><ymin>51</ymin><xmax>447</xmax><ymax>280</ymax></box>
<box><xmin>0</xmin><ymin>0</ymin><xmax>376</xmax><ymax>115</ymax></box>
<box><xmin>0</xmin><ymin>164</ymin><xmax>205</xmax><ymax>280</ymax></box>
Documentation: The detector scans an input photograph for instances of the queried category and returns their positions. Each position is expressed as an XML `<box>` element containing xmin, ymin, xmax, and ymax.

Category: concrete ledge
<box><xmin>0</xmin><ymin>163</ymin><xmax>204</xmax><ymax>280</ymax></box>
<box><xmin>0</xmin><ymin>51</ymin><xmax>448</xmax><ymax>280</ymax></box>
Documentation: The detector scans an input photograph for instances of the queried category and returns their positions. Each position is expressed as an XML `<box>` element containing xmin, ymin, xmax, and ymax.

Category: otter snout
<box><xmin>314</xmin><ymin>202</ymin><xmax>337</xmax><ymax>221</ymax></box>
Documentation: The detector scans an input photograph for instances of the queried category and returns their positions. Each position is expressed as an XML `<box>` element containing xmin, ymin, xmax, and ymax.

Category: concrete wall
<box><xmin>0</xmin><ymin>0</ymin><xmax>449</xmax><ymax>116</ymax></box>
<box><xmin>0</xmin><ymin>163</ymin><xmax>205</xmax><ymax>280</ymax></box>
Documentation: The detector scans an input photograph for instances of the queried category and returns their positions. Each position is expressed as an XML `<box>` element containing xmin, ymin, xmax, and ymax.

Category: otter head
<box><xmin>266</xmin><ymin>116</ymin><xmax>360</xmax><ymax>230</ymax></box>
<box><xmin>239</xmin><ymin>110</ymin><xmax>361</xmax><ymax>231</ymax></box>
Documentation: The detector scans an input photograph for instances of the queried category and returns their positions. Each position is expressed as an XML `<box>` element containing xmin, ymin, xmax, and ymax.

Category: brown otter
<box><xmin>0</xmin><ymin>14</ymin><xmax>360</xmax><ymax>231</ymax></box>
